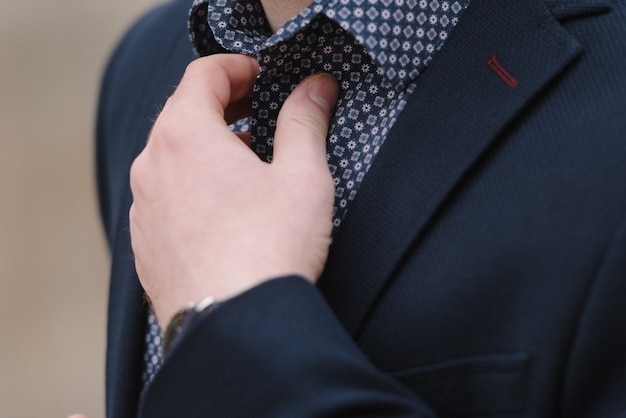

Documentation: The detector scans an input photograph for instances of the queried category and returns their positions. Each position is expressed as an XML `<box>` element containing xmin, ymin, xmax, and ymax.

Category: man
<box><xmin>96</xmin><ymin>0</ymin><xmax>626</xmax><ymax>416</ymax></box>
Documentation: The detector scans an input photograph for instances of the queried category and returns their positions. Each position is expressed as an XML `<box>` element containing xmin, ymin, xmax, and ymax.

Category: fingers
<box><xmin>272</xmin><ymin>73</ymin><xmax>339</xmax><ymax>169</ymax></box>
<box><xmin>166</xmin><ymin>54</ymin><xmax>259</xmax><ymax>124</ymax></box>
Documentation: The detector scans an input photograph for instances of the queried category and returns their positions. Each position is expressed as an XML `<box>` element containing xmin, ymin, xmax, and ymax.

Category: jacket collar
<box><xmin>318</xmin><ymin>0</ymin><xmax>605</xmax><ymax>336</ymax></box>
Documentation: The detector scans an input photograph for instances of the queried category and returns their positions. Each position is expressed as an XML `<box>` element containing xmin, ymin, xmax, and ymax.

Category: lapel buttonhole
<box><xmin>487</xmin><ymin>54</ymin><xmax>519</xmax><ymax>88</ymax></box>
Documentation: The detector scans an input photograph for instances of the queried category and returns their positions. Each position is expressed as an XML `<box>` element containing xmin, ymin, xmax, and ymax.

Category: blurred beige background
<box><xmin>0</xmin><ymin>0</ymin><xmax>163</xmax><ymax>416</ymax></box>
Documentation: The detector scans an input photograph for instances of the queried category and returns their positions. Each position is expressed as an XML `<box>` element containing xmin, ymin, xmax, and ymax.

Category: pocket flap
<box><xmin>392</xmin><ymin>353</ymin><xmax>529</xmax><ymax>417</ymax></box>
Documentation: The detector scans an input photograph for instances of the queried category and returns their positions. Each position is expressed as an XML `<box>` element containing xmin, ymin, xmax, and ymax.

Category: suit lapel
<box><xmin>318</xmin><ymin>0</ymin><xmax>596</xmax><ymax>336</ymax></box>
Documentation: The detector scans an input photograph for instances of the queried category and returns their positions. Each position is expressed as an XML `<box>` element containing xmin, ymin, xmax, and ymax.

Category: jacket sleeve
<box><xmin>138</xmin><ymin>276</ymin><xmax>436</xmax><ymax>417</ymax></box>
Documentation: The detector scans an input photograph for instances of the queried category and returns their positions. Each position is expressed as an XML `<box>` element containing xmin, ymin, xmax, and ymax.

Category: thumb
<box><xmin>272</xmin><ymin>73</ymin><xmax>339</xmax><ymax>167</ymax></box>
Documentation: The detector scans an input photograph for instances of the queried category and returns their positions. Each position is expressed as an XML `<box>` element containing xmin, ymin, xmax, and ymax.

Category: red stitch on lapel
<box><xmin>487</xmin><ymin>54</ymin><xmax>518</xmax><ymax>88</ymax></box>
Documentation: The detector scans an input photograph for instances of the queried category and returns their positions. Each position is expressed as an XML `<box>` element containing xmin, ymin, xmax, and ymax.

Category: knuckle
<box><xmin>128</xmin><ymin>203</ymin><xmax>137</xmax><ymax>224</ymax></box>
<box><xmin>146</xmin><ymin>114</ymin><xmax>183</xmax><ymax>153</ymax></box>
<box><xmin>183</xmin><ymin>56</ymin><xmax>219</xmax><ymax>82</ymax></box>
<box><xmin>184</xmin><ymin>58</ymin><xmax>210</xmax><ymax>78</ymax></box>
<box><xmin>129</xmin><ymin>154</ymin><xmax>146</xmax><ymax>192</ymax></box>
<box><xmin>133</xmin><ymin>255</ymin><xmax>146</xmax><ymax>281</ymax></box>
<box><xmin>293</xmin><ymin>113</ymin><xmax>329</xmax><ymax>141</ymax></box>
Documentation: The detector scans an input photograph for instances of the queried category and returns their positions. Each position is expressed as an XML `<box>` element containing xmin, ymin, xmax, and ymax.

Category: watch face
<box><xmin>162</xmin><ymin>310</ymin><xmax>188</xmax><ymax>357</ymax></box>
<box><xmin>161</xmin><ymin>299</ymin><xmax>215</xmax><ymax>357</ymax></box>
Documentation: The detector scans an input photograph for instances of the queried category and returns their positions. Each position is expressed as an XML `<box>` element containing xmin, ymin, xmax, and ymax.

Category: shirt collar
<box><xmin>191</xmin><ymin>0</ymin><xmax>468</xmax><ymax>91</ymax></box>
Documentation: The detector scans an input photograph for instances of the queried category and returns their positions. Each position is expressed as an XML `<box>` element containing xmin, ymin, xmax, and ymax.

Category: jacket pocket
<box><xmin>391</xmin><ymin>353</ymin><xmax>529</xmax><ymax>417</ymax></box>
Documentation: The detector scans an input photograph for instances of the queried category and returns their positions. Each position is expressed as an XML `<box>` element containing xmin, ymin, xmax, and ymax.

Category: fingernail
<box><xmin>308</xmin><ymin>74</ymin><xmax>338</xmax><ymax>116</ymax></box>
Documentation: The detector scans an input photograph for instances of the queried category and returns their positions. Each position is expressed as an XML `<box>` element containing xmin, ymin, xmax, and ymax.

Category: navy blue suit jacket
<box><xmin>97</xmin><ymin>0</ymin><xmax>626</xmax><ymax>416</ymax></box>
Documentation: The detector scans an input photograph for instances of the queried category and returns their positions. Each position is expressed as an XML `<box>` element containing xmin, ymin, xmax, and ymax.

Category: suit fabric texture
<box><xmin>97</xmin><ymin>0</ymin><xmax>626</xmax><ymax>416</ymax></box>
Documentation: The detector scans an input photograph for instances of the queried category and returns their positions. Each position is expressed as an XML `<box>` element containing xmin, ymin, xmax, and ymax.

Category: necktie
<box><xmin>203</xmin><ymin>0</ymin><xmax>469</xmax><ymax>233</ymax></box>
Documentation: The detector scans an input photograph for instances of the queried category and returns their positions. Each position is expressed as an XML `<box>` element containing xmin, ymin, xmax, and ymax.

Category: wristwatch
<box><xmin>162</xmin><ymin>296</ymin><xmax>217</xmax><ymax>357</ymax></box>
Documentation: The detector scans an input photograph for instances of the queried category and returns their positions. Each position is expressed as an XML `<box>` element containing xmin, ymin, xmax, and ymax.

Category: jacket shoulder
<box><xmin>96</xmin><ymin>0</ymin><xmax>196</xmax><ymax>248</ymax></box>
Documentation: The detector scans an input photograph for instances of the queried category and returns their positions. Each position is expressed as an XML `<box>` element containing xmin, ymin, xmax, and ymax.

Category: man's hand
<box><xmin>129</xmin><ymin>54</ymin><xmax>339</xmax><ymax>328</ymax></box>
